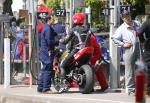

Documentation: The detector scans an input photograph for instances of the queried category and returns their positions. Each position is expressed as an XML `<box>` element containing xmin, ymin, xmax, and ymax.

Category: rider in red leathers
<box><xmin>88</xmin><ymin>32</ymin><xmax>109</xmax><ymax>91</ymax></box>
<box><xmin>60</xmin><ymin>13</ymin><xmax>109</xmax><ymax>91</ymax></box>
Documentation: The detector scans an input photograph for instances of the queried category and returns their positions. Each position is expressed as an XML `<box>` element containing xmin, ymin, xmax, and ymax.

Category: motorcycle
<box><xmin>96</xmin><ymin>35</ymin><xmax>110</xmax><ymax>64</ymax></box>
<box><xmin>96</xmin><ymin>35</ymin><xmax>124</xmax><ymax>64</ymax></box>
<box><xmin>52</xmin><ymin>31</ymin><xmax>94</xmax><ymax>94</ymax></box>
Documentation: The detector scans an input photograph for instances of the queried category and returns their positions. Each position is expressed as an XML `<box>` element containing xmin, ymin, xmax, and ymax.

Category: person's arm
<box><xmin>60</xmin><ymin>31</ymin><xmax>74</xmax><ymax>44</ymax></box>
<box><xmin>111</xmin><ymin>28</ymin><xmax>124</xmax><ymax>47</ymax></box>
<box><xmin>45</xmin><ymin>27</ymin><xmax>56</xmax><ymax>47</ymax></box>
<box><xmin>138</xmin><ymin>21</ymin><xmax>148</xmax><ymax>43</ymax></box>
<box><xmin>50</xmin><ymin>26</ymin><xmax>59</xmax><ymax>46</ymax></box>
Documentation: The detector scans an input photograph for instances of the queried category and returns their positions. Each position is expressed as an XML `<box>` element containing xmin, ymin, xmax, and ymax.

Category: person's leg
<box><xmin>37</xmin><ymin>71</ymin><xmax>43</xmax><ymax>92</ymax></box>
<box><xmin>142</xmin><ymin>49</ymin><xmax>150</xmax><ymax>95</ymax></box>
<box><xmin>124</xmin><ymin>53</ymin><xmax>135</xmax><ymax>94</ymax></box>
<box><xmin>95</xmin><ymin>65</ymin><xmax>108</xmax><ymax>90</ymax></box>
<box><xmin>37</xmin><ymin>63</ymin><xmax>46</xmax><ymax>92</ymax></box>
<box><xmin>42</xmin><ymin>63</ymin><xmax>52</xmax><ymax>92</ymax></box>
<box><xmin>60</xmin><ymin>51</ymin><xmax>75</xmax><ymax>76</ymax></box>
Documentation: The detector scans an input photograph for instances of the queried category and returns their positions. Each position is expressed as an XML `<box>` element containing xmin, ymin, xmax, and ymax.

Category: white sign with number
<box><xmin>37</xmin><ymin>12</ymin><xmax>48</xmax><ymax>19</ymax></box>
<box><xmin>55</xmin><ymin>9</ymin><xmax>66</xmax><ymax>17</ymax></box>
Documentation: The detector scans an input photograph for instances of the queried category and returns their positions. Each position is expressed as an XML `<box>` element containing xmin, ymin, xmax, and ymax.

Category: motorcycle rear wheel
<box><xmin>78</xmin><ymin>64</ymin><xmax>94</xmax><ymax>94</ymax></box>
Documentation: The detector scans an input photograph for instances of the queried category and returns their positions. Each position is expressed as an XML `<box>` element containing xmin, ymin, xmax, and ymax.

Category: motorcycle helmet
<box><xmin>72</xmin><ymin>13</ymin><xmax>85</xmax><ymax>25</ymax></box>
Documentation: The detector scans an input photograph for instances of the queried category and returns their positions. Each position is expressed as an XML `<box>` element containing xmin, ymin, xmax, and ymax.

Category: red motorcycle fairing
<box><xmin>73</xmin><ymin>47</ymin><xmax>94</xmax><ymax>61</ymax></box>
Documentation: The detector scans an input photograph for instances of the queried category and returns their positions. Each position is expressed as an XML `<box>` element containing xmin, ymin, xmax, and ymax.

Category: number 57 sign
<box><xmin>55</xmin><ymin>8</ymin><xmax>66</xmax><ymax>17</ymax></box>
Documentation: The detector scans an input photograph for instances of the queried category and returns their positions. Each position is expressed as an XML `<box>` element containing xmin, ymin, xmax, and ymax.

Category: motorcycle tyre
<box><xmin>79</xmin><ymin>64</ymin><xmax>94</xmax><ymax>94</ymax></box>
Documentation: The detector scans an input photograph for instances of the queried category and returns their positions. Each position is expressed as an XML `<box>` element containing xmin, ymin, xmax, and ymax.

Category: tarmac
<box><xmin>0</xmin><ymin>85</ymin><xmax>150</xmax><ymax>103</ymax></box>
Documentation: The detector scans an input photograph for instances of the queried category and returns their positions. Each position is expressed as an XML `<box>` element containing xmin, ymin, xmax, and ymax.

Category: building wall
<box><xmin>11</xmin><ymin>0</ymin><xmax>24</xmax><ymax>12</ymax></box>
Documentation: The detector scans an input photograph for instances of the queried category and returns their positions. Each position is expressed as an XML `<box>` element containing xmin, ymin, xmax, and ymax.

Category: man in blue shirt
<box><xmin>37</xmin><ymin>15</ymin><xmax>58</xmax><ymax>93</ymax></box>
<box><xmin>111</xmin><ymin>10</ymin><xmax>141</xmax><ymax>95</ymax></box>
<box><xmin>52</xmin><ymin>18</ymin><xmax>66</xmax><ymax>50</ymax></box>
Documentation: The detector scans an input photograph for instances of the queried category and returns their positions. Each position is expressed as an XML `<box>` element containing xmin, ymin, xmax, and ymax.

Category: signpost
<box><xmin>120</xmin><ymin>5</ymin><xmax>131</xmax><ymax>13</ymax></box>
<box><xmin>101</xmin><ymin>8</ymin><xmax>114</xmax><ymax>16</ymax></box>
<box><xmin>55</xmin><ymin>8</ymin><xmax>66</xmax><ymax>17</ymax></box>
<box><xmin>109</xmin><ymin>0</ymin><xmax>120</xmax><ymax>89</ymax></box>
<box><xmin>37</xmin><ymin>11</ymin><xmax>48</xmax><ymax>19</ymax></box>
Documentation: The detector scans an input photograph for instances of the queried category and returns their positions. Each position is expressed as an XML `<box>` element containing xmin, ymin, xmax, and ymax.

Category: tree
<box><xmin>122</xmin><ymin>0</ymin><xmax>147</xmax><ymax>16</ymax></box>
<box><xmin>46</xmin><ymin>0</ymin><xmax>61</xmax><ymax>9</ymax></box>
<box><xmin>3</xmin><ymin>0</ymin><xmax>13</xmax><ymax>15</ymax></box>
<box><xmin>84</xmin><ymin>0</ymin><xmax>106</xmax><ymax>28</ymax></box>
<box><xmin>84</xmin><ymin>0</ymin><xmax>147</xmax><ymax>27</ymax></box>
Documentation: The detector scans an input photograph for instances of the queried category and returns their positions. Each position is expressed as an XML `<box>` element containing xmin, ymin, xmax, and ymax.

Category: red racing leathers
<box><xmin>88</xmin><ymin>34</ymin><xmax>108</xmax><ymax>90</ymax></box>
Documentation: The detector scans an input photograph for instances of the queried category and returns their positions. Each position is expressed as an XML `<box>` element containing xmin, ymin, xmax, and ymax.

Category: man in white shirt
<box><xmin>111</xmin><ymin>10</ymin><xmax>141</xmax><ymax>95</ymax></box>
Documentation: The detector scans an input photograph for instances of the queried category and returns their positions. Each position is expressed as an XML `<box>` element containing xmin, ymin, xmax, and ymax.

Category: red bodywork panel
<box><xmin>73</xmin><ymin>47</ymin><xmax>94</xmax><ymax>61</ymax></box>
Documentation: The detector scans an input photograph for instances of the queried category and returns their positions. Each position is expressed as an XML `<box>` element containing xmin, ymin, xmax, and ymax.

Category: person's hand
<box><xmin>136</xmin><ymin>31</ymin><xmax>140</xmax><ymax>36</ymax></box>
<box><xmin>48</xmin><ymin>50</ymin><xmax>51</xmax><ymax>56</ymax></box>
<box><xmin>123</xmin><ymin>41</ymin><xmax>132</xmax><ymax>48</ymax></box>
<box><xmin>53</xmin><ymin>66</ymin><xmax>60</xmax><ymax>74</ymax></box>
<box><xmin>59</xmin><ymin>39</ymin><xmax>63</xmax><ymax>43</ymax></box>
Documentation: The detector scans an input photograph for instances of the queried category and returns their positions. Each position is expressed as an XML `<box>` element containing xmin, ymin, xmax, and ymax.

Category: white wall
<box><xmin>11</xmin><ymin>0</ymin><xmax>24</xmax><ymax>12</ymax></box>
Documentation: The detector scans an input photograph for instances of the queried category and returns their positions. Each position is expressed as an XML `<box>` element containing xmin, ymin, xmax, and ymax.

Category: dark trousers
<box><xmin>142</xmin><ymin>46</ymin><xmax>150</xmax><ymax>94</ymax></box>
<box><xmin>37</xmin><ymin>63</ymin><xmax>52</xmax><ymax>92</ymax></box>
<box><xmin>60</xmin><ymin>50</ymin><xmax>77</xmax><ymax>76</ymax></box>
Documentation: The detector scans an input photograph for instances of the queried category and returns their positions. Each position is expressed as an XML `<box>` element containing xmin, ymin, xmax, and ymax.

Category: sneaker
<box><xmin>37</xmin><ymin>88</ymin><xmax>43</xmax><ymax>93</ymax></box>
<box><xmin>90</xmin><ymin>88</ymin><xmax>95</xmax><ymax>92</ymax></box>
<box><xmin>126</xmin><ymin>88</ymin><xmax>135</xmax><ymax>95</ymax></box>
<box><xmin>58</xmin><ymin>79</ymin><xmax>70</xmax><ymax>93</ymax></box>
<box><xmin>128</xmin><ymin>89</ymin><xmax>135</xmax><ymax>96</ymax></box>
<box><xmin>103</xmin><ymin>88</ymin><xmax>112</xmax><ymax>93</ymax></box>
<box><xmin>58</xmin><ymin>87</ymin><xmax>65</xmax><ymax>93</ymax></box>
<box><xmin>37</xmin><ymin>90</ymin><xmax>42</xmax><ymax>93</ymax></box>
<box><xmin>96</xmin><ymin>87</ymin><xmax>110</xmax><ymax>93</ymax></box>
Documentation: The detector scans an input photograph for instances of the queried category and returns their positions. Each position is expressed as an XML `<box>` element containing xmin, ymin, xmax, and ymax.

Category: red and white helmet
<box><xmin>72</xmin><ymin>13</ymin><xmax>85</xmax><ymax>25</ymax></box>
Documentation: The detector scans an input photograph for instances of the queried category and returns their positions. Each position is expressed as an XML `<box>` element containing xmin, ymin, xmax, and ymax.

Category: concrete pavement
<box><xmin>0</xmin><ymin>85</ymin><xmax>150</xmax><ymax>103</ymax></box>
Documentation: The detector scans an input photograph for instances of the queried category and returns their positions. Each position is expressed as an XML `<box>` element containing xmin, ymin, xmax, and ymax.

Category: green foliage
<box><xmin>122</xmin><ymin>0</ymin><xmax>146</xmax><ymax>15</ymax></box>
<box><xmin>92</xmin><ymin>16</ymin><xmax>105</xmax><ymax>27</ymax></box>
<box><xmin>75</xmin><ymin>7</ymin><xmax>83</xmax><ymax>13</ymax></box>
<box><xmin>84</xmin><ymin>0</ymin><xmax>105</xmax><ymax>27</ymax></box>
<box><xmin>122</xmin><ymin>0</ymin><xmax>144</xmax><ymax>5</ymax></box>
<box><xmin>85</xmin><ymin>0</ymin><xmax>147</xmax><ymax>27</ymax></box>
<box><xmin>16</xmin><ymin>17</ymin><xmax>24</xmax><ymax>26</ymax></box>
<box><xmin>46</xmin><ymin>0</ymin><xmax>61</xmax><ymax>9</ymax></box>
<box><xmin>84</xmin><ymin>0</ymin><xmax>102</xmax><ymax>8</ymax></box>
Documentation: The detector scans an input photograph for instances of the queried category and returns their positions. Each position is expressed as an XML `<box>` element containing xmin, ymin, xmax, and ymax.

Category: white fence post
<box><xmin>4</xmin><ymin>38</ymin><xmax>10</xmax><ymax>88</ymax></box>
